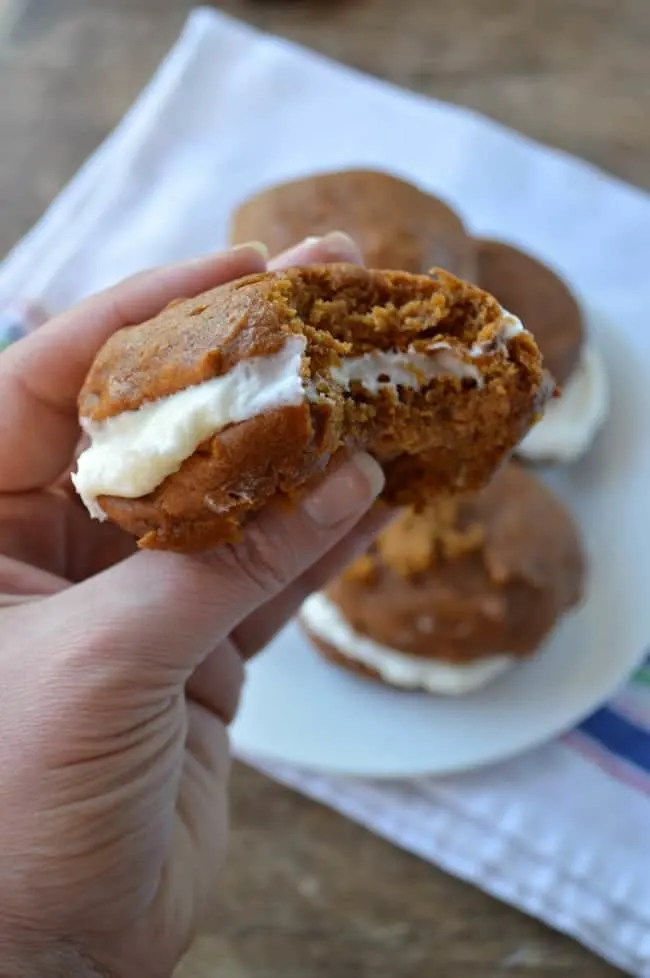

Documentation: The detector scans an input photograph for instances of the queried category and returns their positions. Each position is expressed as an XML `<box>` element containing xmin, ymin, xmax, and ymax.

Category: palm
<box><xmin>0</xmin><ymin>483</ymin><xmax>135</xmax><ymax>586</ymax></box>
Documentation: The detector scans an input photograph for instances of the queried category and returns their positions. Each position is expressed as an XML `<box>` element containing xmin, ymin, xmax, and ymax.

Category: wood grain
<box><xmin>1</xmin><ymin>1</ymin><xmax>646</xmax><ymax>975</ymax></box>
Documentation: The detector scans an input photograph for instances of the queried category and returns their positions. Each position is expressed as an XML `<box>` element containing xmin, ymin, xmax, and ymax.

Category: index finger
<box><xmin>0</xmin><ymin>245</ymin><xmax>267</xmax><ymax>493</ymax></box>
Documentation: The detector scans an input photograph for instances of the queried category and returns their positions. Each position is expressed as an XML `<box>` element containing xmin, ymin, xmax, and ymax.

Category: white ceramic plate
<box><xmin>231</xmin><ymin>310</ymin><xmax>650</xmax><ymax>777</ymax></box>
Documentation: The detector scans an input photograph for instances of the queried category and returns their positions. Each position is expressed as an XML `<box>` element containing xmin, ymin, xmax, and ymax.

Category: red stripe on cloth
<box><xmin>563</xmin><ymin>730</ymin><xmax>650</xmax><ymax>796</ymax></box>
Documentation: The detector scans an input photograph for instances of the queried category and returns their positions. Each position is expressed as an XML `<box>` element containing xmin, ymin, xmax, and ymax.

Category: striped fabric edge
<box><xmin>0</xmin><ymin>300</ymin><xmax>48</xmax><ymax>349</ymax></box>
<box><xmin>564</xmin><ymin>651</ymin><xmax>650</xmax><ymax>789</ymax></box>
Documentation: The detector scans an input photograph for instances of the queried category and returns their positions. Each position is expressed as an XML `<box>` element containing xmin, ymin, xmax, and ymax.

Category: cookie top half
<box><xmin>327</xmin><ymin>463</ymin><xmax>585</xmax><ymax>662</ymax></box>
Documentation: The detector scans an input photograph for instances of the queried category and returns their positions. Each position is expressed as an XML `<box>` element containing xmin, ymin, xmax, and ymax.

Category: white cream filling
<box><xmin>469</xmin><ymin>309</ymin><xmax>525</xmax><ymax>356</ymax></box>
<box><xmin>501</xmin><ymin>311</ymin><xmax>525</xmax><ymax>341</ymax></box>
<box><xmin>330</xmin><ymin>308</ymin><xmax>525</xmax><ymax>393</ymax></box>
<box><xmin>72</xmin><ymin>335</ymin><xmax>307</xmax><ymax>519</ymax></box>
<box><xmin>73</xmin><ymin>342</ymin><xmax>486</xmax><ymax>518</ymax></box>
<box><xmin>330</xmin><ymin>345</ymin><xmax>483</xmax><ymax>392</ymax></box>
<box><xmin>301</xmin><ymin>592</ymin><xmax>514</xmax><ymax>696</ymax></box>
<box><xmin>516</xmin><ymin>343</ymin><xmax>608</xmax><ymax>463</ymax></box>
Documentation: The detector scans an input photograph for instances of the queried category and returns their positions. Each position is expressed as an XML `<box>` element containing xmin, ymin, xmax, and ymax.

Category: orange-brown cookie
<box><xmin>231</xmin><ymin>170</ymin><xmax>476</xmax><ymax>279</ymax></box>
<box><xmin>476</xmin><ymin>240</ymin><xmax>584</xmax><ymax>387</ymax></box>
<box><xmin>73</xmin><ymin>265</ymin><xmax>551</xmax><ymax>552</ymax></box>
<box><xmin>301</xmin><ymin>463</ymin><xmax>585</xmax><ymax>693</ymax></box>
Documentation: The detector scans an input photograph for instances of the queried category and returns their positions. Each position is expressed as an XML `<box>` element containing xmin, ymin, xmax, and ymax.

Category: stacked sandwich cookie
<box><xmin>300</xmin><ymin>463</ymin><xmax>585</xmax><ymax>695</ymax></box>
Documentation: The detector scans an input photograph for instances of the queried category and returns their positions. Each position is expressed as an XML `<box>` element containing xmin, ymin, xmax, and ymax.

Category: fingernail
<box><xmin>270</xmin><ymin>231</ymin><xmax>363</xmax><ymax>270</ymax></box>
<box><xmin>232</xmin><ymin>241</ymin><xmax>270</xmax><ymax>261</ymax></box>
<box><xmin>300</xmin><ymin>234</ymin><xmax>353</xmax><ymax>248</ymax></box>
<box><xmin>320</xmin><ymin>230</ymin><xmax>355</xmax><ymax>247</ymax></box>
<box><xmin>303</xmin><ymin>452</ymin><xmax>385</xmax><ymax>528</ymax></box>
<box><xmin>317</xmin><ymin>231</ymin><xmax>364</xmax><ymax>263</ymax></box>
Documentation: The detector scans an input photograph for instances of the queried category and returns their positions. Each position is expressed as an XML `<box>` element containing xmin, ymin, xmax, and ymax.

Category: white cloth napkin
<box><xmin>3</xmin><ymin>9</ymin><xmax>650</xmax><ymax>974</ymax></box>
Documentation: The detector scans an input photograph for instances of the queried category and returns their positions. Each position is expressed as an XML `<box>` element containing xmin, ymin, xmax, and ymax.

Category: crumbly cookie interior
<box><xmin>262</xmin><ymin>266</ymin><xmax>499</xmax><ymax>358</ymax></box>
<box><xmin>254</xmin><ymin>268</ymin><xmax>544</xmax><ymax>487</ymax></box>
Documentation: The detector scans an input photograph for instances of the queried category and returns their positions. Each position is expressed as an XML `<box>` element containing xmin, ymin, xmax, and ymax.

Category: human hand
<box><xmin>0</xmin><ymin>234</ymin><xmax>387</xmax><ymax>978</ymax></box>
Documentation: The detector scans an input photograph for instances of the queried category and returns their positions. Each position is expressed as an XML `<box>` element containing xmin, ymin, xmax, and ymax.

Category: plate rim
<box><xmin>231</xmin><ymin>308</ymin><xmax>649</xmax><ymax>778</ymax></box>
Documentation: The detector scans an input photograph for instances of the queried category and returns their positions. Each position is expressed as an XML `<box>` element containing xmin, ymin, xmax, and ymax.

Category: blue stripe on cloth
<box><xmin>0</xmin><ymin>316</ymin><xmax>29</xmax><ymax>345</ymax></box>
<box><xmin>578</xmin><ymin>707</ymin><xmax>650</xmax><ymax>774</ymax></box>
<box><xmin>0</xmin><ymin>303</ymin><xmax>48</xmax><ymax>345</ymax></box>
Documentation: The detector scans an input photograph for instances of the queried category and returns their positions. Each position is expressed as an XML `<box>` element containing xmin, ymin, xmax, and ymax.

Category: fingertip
<box><xmin>269</xmin><ymin>231</ymin><xmax>365</xmax><ymax>269</ymax></box>
<box><xmin>350</xmin><ymin>451</ymin><xmax>386</xmax><ymax>500</ymax></box>
<box><xmin>302</xmin><ymin>452</ymin><xmax>385</xmax><ymax>528</ymax></box>
<box><xmin>231</xmin><ymin>240</ymin><xmax>270</xmax><ymax>262</ymax></box>
<box><xmin>314</xmin><ymin>230</ymin><xmax>365</xmax><ymax>265</ymax></box>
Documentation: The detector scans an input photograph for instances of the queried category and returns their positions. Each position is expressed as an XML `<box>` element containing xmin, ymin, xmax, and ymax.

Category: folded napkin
<box><xmin>3</xmin><ymin>9</ymin><xmax>650</xmax><ymax>975</ymax></box>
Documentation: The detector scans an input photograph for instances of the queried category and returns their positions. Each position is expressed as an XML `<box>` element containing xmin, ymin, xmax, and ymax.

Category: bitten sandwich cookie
<box><xmin>73</xmin><ymin>264</ymin><xmax>550</xmax><ymax>551</ymax></box>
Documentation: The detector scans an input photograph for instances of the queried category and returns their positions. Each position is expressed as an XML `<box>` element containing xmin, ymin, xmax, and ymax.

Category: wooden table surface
<box><xmin>1</xmin><ymin>1</ymin><xmax>648</xmax><ymax>975</ymax></box>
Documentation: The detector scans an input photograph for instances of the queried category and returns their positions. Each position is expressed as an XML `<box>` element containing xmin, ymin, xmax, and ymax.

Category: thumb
<box><xmin>38</xmin><ymin>453</ymin><xmax>384</xmax><ymax>685</ymax></box>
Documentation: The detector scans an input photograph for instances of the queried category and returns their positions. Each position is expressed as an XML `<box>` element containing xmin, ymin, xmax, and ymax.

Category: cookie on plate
<box><xmin>73</xmin><ymin>264</ymin><xmax>550</xmax><ymax>551</ymax></box>
<box><xmin>477</xmin><ymin>240</ymin><xmax>608</xmax><ymax>463</ymax></box>
<box><xmin>301</xmin><ymin>463</ymin><xmax>585</xmax><ymax>695</ymax></box>
<box><xmin>231</xmin><ymin>169</ymin><xmax>476</xmax><ymax>279</ymax></box>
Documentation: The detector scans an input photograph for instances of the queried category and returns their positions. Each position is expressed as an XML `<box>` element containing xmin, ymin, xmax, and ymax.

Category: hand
<box><xmin>0</xmin><ymin>234</ymin><xmax>387</xmax><ymax>978</ymax></box>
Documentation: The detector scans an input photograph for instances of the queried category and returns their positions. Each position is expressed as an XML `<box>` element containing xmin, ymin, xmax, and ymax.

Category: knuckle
<box><xmin>222</xmin><ymin>520</ymin><xmax>296</xmax><ymax>599</ymax></box>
